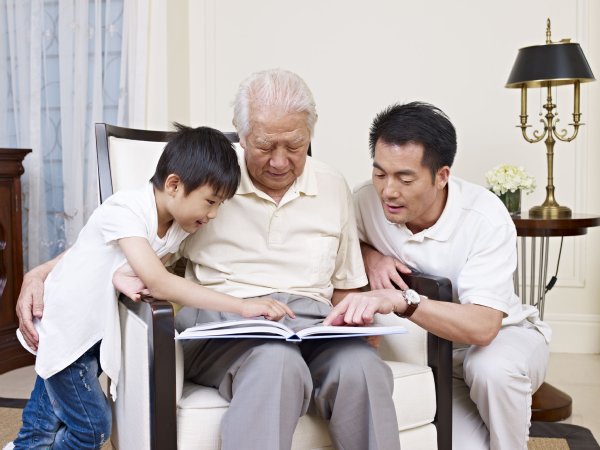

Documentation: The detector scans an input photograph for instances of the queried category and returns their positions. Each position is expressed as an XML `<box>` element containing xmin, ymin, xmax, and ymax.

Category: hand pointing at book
<box><xmin>112</xmin><ymin>264</ymin><xmax>295</xmax><ymax>321</ymax></box>
<box><xmin>241</xmin><ymin>297</ymin><xmax>296</xmax><ymax>321</ymax></box>
<box><xmin>323</xmin><ymin>289</ymin><xmax>402</xmax><ymax>326</ymax></box>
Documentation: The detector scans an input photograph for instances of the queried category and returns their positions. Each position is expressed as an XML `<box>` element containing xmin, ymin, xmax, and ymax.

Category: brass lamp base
<box><xmin>529</xmin><ymin>204</ymin><xmax>572</xmax><ymax>219</ymax></box>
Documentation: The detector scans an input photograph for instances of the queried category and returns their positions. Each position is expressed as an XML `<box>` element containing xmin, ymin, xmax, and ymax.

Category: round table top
<box><xmin>512</xmin><ymin>213</ymin><xmax>600</xmax><ymax>237</ymax></box>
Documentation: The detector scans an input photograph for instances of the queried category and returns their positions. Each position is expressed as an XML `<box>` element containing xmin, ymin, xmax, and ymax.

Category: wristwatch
<box><xmin>394</xmin><ymin>289</ymin><xmax>422</xmax><ymax>318</ymax></box>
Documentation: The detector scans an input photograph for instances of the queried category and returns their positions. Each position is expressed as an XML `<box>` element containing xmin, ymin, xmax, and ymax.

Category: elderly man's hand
<box><xmin>15</xmin><ymin>252</ymin><xmax>64</xmax><ymax>351</ymax></box>
<box><xmin>362</xmin><ymin>244</ymin><xmax>412</xmax><ymax>290</ymax></box>
<box><xmin>16</xmin><ymin>272</ymin><xmax>46</xmax><ymax>351</ymax></box>
<box><xmin>241</xmin><ymin>298</ymin><xmax>296</xmax><ymax>321</ymax></box>
<box><xmin>323</xmin><ymin>289</ymin><xmax>402</xmax><ymax>326</ymax></box>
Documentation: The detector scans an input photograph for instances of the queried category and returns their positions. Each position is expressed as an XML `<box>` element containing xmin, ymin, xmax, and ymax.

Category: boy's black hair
<box><xmin>150</xmin><ymin>123</ymin><xmax>240</xmax><ymax>198</ymax></box>
<box><xmin>369</xmin><ymin>102</ymin><xmax>457</xmax><ymax>180</ymax></box>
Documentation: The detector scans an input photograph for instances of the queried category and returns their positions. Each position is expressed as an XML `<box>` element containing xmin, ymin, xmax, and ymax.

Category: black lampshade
<box><xmin>506</xmin><ymin>42</ymin><xmax>595</xmax><ymax>88</ymax></box>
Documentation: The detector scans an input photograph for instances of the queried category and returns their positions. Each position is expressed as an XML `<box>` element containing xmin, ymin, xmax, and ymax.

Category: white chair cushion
<box><xmin>108</xmin><ymin>137</ymin><xmax>166</xmax><ymax>192</ymax></box>
<box><xmin>176</xmin><ymin>360</ymin><xmax>436</xmax><ymax>450</ymax></box>
<box><xmin>111</xmin><ymin>302</ymin><xmax>152</xmax><ymax>450</ymax></box>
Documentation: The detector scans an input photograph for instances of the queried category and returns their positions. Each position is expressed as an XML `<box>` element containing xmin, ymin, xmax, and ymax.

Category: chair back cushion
<box><xmin>377</xmin><ymin>313</ymin><xmax>428</xmax><ymax>366</ymax></box>
<box><xmin>108</xmin><ymin>137</ymin><xmax>167</xmax><ymax>193</ymax></box>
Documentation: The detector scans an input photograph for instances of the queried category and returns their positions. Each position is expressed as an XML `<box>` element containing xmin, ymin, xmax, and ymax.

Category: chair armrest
<box><xmin>403</xmin><ymin>273</ymin><xmax>453</xmax><ymax>450</ymax></box>
<box><xmin>113</xmin><ymin>294</ymin><xmax>178</xmax><ymax>450</ymax></box>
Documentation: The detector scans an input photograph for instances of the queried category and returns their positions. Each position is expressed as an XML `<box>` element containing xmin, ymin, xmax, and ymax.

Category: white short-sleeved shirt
<box><xmin>353</xmin><ymin>176</ymin><xmax>551</xmax><ymax>342</ymax></box>
<box><xmin>180</xmin><ymin>147</ymin><xmax>368</xmax><ymax>305</ymax></box>
<box><xmin>20</xmin><ymin>183</ymin><xmax>188</xmax><ymax>399</ymax></box>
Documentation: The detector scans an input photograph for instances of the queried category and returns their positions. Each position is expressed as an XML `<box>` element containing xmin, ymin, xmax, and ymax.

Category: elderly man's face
<box><xmin>372</xmin><ymin>140</ymin><xmax>449</xmax><ymax>234</ymax></box>
<box><xmin>240</xmin><ymin>108</ymin><xmax>311</xmax><ymax>200</ymax></box>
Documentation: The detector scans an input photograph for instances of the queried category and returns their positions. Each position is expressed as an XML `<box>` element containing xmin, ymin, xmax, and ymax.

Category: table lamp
<box><xmin>506</xmin><ymin>18</ymin><xmax>595</xmax><ymax>219</ymax></box>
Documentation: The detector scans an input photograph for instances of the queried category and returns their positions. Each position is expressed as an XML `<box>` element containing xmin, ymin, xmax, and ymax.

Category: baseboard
<box><xmin>545</xmin><ymin>313</ymin><xmax>600</xmax><ymax>354</ymax></box>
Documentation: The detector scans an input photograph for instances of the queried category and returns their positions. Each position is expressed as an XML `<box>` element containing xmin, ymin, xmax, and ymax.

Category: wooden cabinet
<box><xmin>0</xmin><ymin>148</ymin><xmax>33</xmax><ymax>374</ymax></box>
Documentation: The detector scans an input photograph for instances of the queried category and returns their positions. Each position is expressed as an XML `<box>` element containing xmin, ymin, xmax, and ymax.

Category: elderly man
<box><xmin>173</xmin><ymin>69</ymin><xmax>399</xmax><ymax>450</ymax></box>
<box><xmin>325</xmin><ymin>102</ymin><xmax>551</xmax><ymax>450</ymax></box>
<box><xmin>16</xmin><ymin>69</ymin><xmax>400</xmax><ymax>450</ymax></box>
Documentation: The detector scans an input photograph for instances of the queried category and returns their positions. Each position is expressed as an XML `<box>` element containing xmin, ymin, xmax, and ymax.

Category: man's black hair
<box><xmin>369</xmin><ymin>102</ymin><xmax>457</xmax><ymax>179</ymax></box>
<box><xmin>150</xmin><ymin>123</ymin><xmax>240</xmax><ymax>198</ymax></box>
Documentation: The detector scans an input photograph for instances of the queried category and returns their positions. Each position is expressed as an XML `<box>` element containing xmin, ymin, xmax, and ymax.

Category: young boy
<box><xmin>9</xmin><ymin>124</ymin><xmax>294</xmax><ymax>450</ymax></box>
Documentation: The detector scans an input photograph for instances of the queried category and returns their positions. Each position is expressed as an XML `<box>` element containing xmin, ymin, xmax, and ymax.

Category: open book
<box><xmin>176</xmin><ymin>319</ymin><xmax>407</xmax><ymax>342</ymax></box>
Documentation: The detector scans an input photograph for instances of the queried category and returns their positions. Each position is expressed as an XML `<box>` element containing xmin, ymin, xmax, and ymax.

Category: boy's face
<box><xmin>169</xmin><ymin>183</ymin><xmax>226</xmax><ymax>234</ymax></box>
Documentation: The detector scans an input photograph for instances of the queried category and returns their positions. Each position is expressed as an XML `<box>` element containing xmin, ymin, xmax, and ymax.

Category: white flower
<box><xmin>485</xmin><ymin>164</ymin><xmax>536</xmax><ymax>196</ymax></box>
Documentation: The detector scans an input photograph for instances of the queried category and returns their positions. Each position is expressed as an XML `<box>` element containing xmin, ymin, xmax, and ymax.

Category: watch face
<box><xmin>405</xmin><ymin>289</ymin><xmax>421</xmax><ymax>305</ymax></box>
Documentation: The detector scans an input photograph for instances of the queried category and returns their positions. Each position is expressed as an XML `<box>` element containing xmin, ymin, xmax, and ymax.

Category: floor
<box><xmin>0</xmin><ymin>353</ymin><xmax>598</xmax><ymax>443</ymax></box>
<box><xmin>543</xmin><ymin>352</ymin><xmax>600</xmax><ymax>441</ymax></box>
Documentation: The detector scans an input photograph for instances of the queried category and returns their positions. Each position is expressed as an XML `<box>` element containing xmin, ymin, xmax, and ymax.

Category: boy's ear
<box><xmin>164</xmin><ymin>174</ymin><xmax>182</xmax><ymax>196</ymax></box>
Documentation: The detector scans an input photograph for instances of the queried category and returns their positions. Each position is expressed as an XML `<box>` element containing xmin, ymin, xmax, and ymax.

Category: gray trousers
<box><xmin>452</xmin><ymin>323</ymin><xmax>549</xmax><ymax>450</ymax></box>
<box><xmin>176</xmin><ymin>294</ymin><xmax>400</xmax><ymax>450</ymax></box>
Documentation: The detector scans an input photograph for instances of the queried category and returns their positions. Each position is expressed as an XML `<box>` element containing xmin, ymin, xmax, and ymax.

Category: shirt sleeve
<box><xmin>98</xmin><ymin>195</ymin><xmax>150</xmax><ymax>244</ymax></box>
<box><xmin>456</xmin><ymin>221</ymin><xmax>517</xmax><ymax>314</ymax></box>
<box><xmin>331</xmin><ymin>182</ymin><xmax>368</xmax><ymax>290</ymax></box>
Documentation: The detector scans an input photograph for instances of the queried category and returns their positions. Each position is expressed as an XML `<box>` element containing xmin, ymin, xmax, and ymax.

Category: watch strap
<box><xmin>396</xmin><ymin>301</ymin><xmax>418</xmax><ymax>318</ymax></box>
<box><xmin>394</xmin><ymin>289</ymin><xmax>421</xmax><ymax>318</ymax></box>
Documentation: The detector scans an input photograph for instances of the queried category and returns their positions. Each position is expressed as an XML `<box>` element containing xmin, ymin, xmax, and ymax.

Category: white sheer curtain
<box><xmin>0</xmin><ymin>0</ymin><xmax>151</xmax><ymax>269</ymax></box>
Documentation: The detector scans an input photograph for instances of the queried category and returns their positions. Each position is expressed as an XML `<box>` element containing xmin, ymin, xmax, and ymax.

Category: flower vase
<box><xmin>498</xmin><ymin>189</ymin><xmax>521</xmax><ymax>216</ymax></box>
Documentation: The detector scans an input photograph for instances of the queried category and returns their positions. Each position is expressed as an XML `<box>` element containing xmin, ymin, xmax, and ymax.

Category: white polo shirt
<box><xmin>354</xmin><ymin>176</ymin><xmax>551</xmax><ymax>342</ymax></box>
<box><xmin>180</xmin><ymin>147</ymin><xmax>368</xmax><ymax>305</ymax></box>
<box><xmin>19</xmin><ymin>183</ymin><xmax>188</xmax><ymax>399</ymax></box>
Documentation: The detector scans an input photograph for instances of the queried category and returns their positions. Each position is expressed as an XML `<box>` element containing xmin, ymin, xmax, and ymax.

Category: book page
<box><xmin>297</xmin><ymin>324</ymin><xmax>407</xmax><ymax>339</ymax></box>
<box><xmin>176</xmin><ymin>319</ymin><xmax>295</xmax><ymax>340</ymax></box>
<box><xmin>177</xmin><ymin>319</ymin><xmax>407</xmax><ymax>341</ymax></box>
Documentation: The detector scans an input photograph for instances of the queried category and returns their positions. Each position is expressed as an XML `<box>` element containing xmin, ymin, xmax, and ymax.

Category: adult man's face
<box><xmin>240</xmin><ymin>107</ymin><xmax>311</xmax><ymax>200</ymax></box>
<box><xmin>372</xmin><ymin>140</ymin><xmax>449</xmax><ymax>234</ymax></box>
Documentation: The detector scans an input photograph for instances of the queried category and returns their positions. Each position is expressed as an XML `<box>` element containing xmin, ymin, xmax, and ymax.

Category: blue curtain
<box><xmin>0</xmin><ymin>0</ymin><xmax>125</xmax><ymax>268</ymax></box>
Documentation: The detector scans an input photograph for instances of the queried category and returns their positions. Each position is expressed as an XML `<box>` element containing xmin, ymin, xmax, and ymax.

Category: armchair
<box><xmin>94</xmin><ymin>123</ymin><xmax>453</xmax><ymax>450</ymax></box>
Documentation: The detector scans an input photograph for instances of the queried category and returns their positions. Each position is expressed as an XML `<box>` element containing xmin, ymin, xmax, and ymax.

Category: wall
<box><xmin>161</xmin><ymin>0</ymin><xmax>600</xmax><ymax>353</ymax></box>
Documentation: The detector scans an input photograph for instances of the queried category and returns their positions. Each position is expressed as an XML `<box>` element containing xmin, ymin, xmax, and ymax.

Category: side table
<box><xmin>512</xmin><ymin>213</ymin><xmax>600</xmax><ymax>422</ymax></box>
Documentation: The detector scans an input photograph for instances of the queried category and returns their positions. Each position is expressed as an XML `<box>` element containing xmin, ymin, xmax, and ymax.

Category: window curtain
<box><xmin>0</xmin><ymin>0</ymin><xmax>150</xmax><ymax>269</ymax></box>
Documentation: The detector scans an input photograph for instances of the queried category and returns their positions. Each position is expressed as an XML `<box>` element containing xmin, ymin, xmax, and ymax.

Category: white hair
<box><xmin>232</xmin><ymin>69</ymin><xmax>318</xmax><ymax>140</ymax></box>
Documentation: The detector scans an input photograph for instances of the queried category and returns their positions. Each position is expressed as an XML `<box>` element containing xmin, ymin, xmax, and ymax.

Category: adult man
<box><xmin>16</xmin><ymin>69</ymin><xmax>401</xmax><ymax>450</ymax></box>
<box><xmin>325</xmin><ymin>102</ymin><xmax>551</xmax><ymax>450</ymax></box>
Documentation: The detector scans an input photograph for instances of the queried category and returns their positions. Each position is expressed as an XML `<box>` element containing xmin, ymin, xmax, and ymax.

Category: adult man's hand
<box><xmin>323</xmin><ymin>289</ymin><xmax>402</xmax><ymax>326</ymax></box>
<box><xmin>361</xmin><ymin>243</ymin><xmax>411</xmax><ymax>290</ymax></box>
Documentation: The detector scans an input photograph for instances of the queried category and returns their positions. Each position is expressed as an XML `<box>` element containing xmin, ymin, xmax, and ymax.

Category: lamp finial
<box><xmin>546</xmin><ymin>18</ymin><xmax>552</xmax><ymax>44</ymax></box>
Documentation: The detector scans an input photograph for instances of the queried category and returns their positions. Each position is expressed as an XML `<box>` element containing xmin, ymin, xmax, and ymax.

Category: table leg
<box><xmin>532</xmin><ymin>382</ymin><xmax>573</xmax><ymax>422</ymax></box>
<box><xmin>517</xmin><ymin>236</ymin><xmax>572</xmax><ymax>421</ymax></box>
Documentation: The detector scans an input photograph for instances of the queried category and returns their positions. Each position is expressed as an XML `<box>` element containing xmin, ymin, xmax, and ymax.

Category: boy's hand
<box><xmin>112</xmin><ymin>264</ymin><xmax>150</xmax><ymax>302</ymax></box>
<box><xmin>241</xmin><ymin>298</ymin><xmax>296</xmax><ymax>321</ymax></box>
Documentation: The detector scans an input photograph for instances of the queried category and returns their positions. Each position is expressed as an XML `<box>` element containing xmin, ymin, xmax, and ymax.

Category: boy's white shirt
<box><xmin>17</xmin><ymin>183</ymin><xmax>188</xmax><ymax>399</ymax></box>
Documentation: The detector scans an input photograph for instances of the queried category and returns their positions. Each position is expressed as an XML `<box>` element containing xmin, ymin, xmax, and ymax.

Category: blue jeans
<box><xmin>13</xmin><ymin>341</ymin><xmax>111</xmax><ymax>449</ymax></box>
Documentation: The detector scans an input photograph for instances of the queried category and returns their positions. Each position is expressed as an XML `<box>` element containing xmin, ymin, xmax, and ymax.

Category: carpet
<box><xmin>0</xmin><ymin>399</ymin><xmax>598</xmax><ymax>449</ymax></box>
<box><xmin>530</xmin><ymin>421</ymin><xmax>600</xmax><ymax>450</ymax></box>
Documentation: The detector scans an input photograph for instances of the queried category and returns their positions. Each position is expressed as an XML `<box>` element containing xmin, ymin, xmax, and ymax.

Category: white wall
<box><xmin>159</xmin><ymin>0</ymin><xmax>600</xmax><ymax>353</ymax></box>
